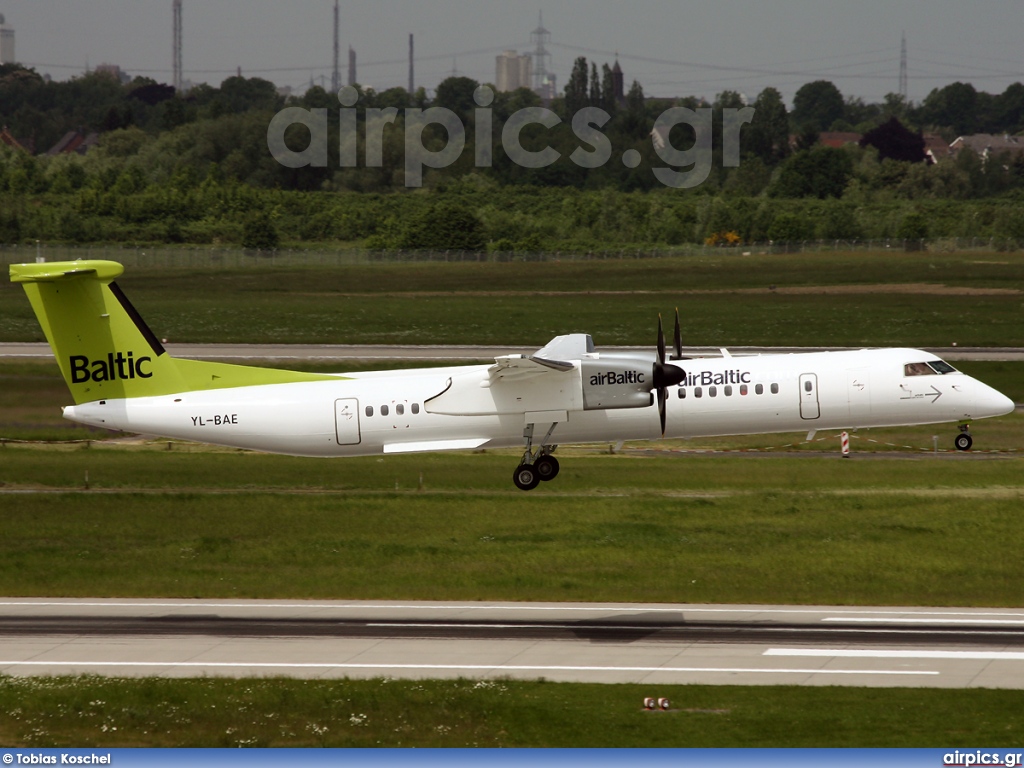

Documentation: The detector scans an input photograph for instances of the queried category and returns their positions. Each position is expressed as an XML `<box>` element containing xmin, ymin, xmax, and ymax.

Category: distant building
<box><xmin>923</xmin><ymin>134</ymin><xmax>951</xmax><ymax>164</ymax></box>
<box><xmin>495</xmin><ymin>50</ymin><xmax>532</xmax><ymax>92</ymax></box>
<box><xmin>949</xmin><ymin>133</ymin><xmax>1024</xmax><ymax>160</ymax></box>
<box><xmin>46</xmin><ymin>131</ymin><xmax>100</xmax><ymax>157</ymax></box>
<box><xmin>94</xmin><ymin>63</ymin><xmax>131</xmax><ymax>84</ymax></box>
<box><xmin>787</xmin><ymin>131</ymin><xmax>861</xmax><ymax>151</ymax></box>
<box><xmin>0</xmin><ymin>13</ymin><xmax>14</xmax><ymax>65</ymax></box>
<box><xmin>0</xmin><ymin>125</ymin><xmax>31</xmax><ymax>153</ymax></box>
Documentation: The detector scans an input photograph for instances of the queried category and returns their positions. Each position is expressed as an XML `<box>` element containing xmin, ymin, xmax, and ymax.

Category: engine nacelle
<box><xmin>581</xmin><ymin>355</ymin><xmax>655</xmax><ymax>411</ymax></box>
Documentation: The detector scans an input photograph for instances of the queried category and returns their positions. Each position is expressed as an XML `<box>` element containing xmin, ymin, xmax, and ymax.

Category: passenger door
<box><xmin>334</xmin><ymin>398</ymin><xmax>361</xmax><ymax>445</ymax></box>
<box><xmin>799</xmin><ymin>373</ymin><xmax>820</xmax><ymax>420</ymax></box>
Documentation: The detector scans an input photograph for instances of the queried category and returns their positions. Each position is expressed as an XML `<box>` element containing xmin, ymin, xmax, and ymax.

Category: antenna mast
<box><xmin>899</xmin><ymin>31</ymin><xmax>908</xmax><ymax>100</ymax></box>
<box><xmin>172</xmin><ymin>0</ymin><xmax>182</xmax><ymax>91</ymax></box>
<box><xmin>332</xmin><ymin>1</ymin><xmax>340</xmax><ymax>93</ymax></box>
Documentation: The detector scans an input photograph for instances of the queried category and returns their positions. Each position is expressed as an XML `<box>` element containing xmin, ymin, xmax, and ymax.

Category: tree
<box><xmin>860</xmin><ymin>117</ymin><xmax>926</xmax><ymax>163</ymax></box>
<box><xmin>601</xmin><ymin>63</ymin><xmax>617</xmax><ymax>115</ymax></box>
<box><xmin>792</xmin><ymin>80</ymin><xmax>845</xmax><ymax>133</ymax></box>
<box><xmin>399</xmin><ymin>200</ymin><xmax>486</xmax><ymax>251</ymax></box>
<box><xmin>242</xmin><ymin>211</ymin><xmax>279</xmax><ymax>250</ymax></box>
<box><xmin>770</xmin><ymin>146</ymin><xmax>854</xmax><ymax>199</ymax></box>
<box><xmin>434</xmin><ymin>77</ymin><xmax>479</xmax><ymax>117</ymax></box>
<box><xmin>622</xmin><ymin>80</ymin><xmax>647</xmax><ymax>139</ymax></box>
<box><xmin>919</xmin><ymin>82</ymin><xmax>978</xmax><ymax>135</ymax></box>
<box><xmin>897</xmin><ymin>211</ymin><xmax>929</xmax><ymax>251</ymax></box>
<box><xmin>747</xmin><ymin>87</ymin><xmax>790</xmax><ymax>165</ymax></box>
<box><xmin>564</xmin><ymin>57</ymin><xmax>589</xmax><ymax>116</ymax></box>
<box><xmin>589</xmin><ymin>62</ymin><xmax>601</xmax><ymax>109</ymax></box>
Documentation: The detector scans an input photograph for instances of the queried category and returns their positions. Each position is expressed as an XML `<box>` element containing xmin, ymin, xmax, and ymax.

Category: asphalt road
<box><xmin>3</xmin><ymin>599</ymin><xmax>1023</xmax><ymax>688</ymax></box>
<box><xmin>3</xmin><ymin>343</ymin><xmax>1024</xmax><ymax>362</ymax></box>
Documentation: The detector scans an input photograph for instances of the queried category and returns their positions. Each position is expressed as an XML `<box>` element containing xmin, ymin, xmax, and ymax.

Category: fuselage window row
<box><xmin>678</xmin><ymin>382</ymin><xmax>780</xmax><ymax>399</ymax></box>
<box><xmin>365</xmin><ymin>403</ymin><xmax>422</xmax><ymax>418</ymax></box>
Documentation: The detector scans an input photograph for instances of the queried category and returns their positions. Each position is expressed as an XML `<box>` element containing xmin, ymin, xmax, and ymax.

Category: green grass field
<box><xmin>2</xmin><ymin>444</ymin><xmax>1022</xmax><ymax>606</ymax></box>
<box><xmin>3</xmin><ymin>250</ymin><xmax>1023</xmax><ymax>346</ymax></box>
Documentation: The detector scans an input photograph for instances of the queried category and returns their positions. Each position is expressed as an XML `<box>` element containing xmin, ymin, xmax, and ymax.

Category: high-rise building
<box><xmin>496</xmin><ymin>50</ymin><xmax>532</xmax><ymax>92</ymax></box>
<box><xmin>0</xmin><ymin>14</ymin><xmax>15</xmax><ymax>65</ymax></box>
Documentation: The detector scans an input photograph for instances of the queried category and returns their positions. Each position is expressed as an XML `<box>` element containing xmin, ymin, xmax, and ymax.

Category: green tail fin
<box><xmin>11</xmin><ymin>260</ymin><xmax>339</xmax><ymax>404</ymax></box>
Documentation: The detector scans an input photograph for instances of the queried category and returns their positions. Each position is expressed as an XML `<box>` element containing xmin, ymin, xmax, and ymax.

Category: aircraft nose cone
<box><xmin>978</xmin><ymin>385</ymin><xmax>1016</xmax><ymax>419</ymax></box>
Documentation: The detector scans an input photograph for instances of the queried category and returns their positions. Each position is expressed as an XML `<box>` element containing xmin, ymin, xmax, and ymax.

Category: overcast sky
<box><xmin>3</xmin><ymin>0</ymin><xmax>1022</xmax><ymax>105</ymax></box>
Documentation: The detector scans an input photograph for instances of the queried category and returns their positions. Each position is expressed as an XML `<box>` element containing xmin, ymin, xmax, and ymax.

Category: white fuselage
<box><xmin>63</xmin><ymin>348</ymin><xmax>1014</xmax><ymax>457</ymax></box>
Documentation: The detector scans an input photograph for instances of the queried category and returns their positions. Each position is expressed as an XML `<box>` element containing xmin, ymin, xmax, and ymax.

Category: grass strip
<box><xmin>2</xmin><ymin>677</ymin><xmax>1023</xmax><ymax>747</ymax></box>
<box><xmin>1</xmin><ymin>450</ymin><xmax>1022</xmax><ymax>605</ymax></box>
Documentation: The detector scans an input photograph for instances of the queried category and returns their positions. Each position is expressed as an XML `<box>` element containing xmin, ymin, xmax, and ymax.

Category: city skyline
<box><xmin>1</xmin><ymin>0</ymin><xmax>1022</xmax><ymax>105</ymax></box>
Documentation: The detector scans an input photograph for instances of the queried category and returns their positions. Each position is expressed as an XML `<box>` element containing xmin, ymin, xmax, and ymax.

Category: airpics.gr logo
<box><xmin>70</xmin><ymin>352</ymin><xmax>153</xmax><ymax>384</ymax></box>
<box><xmin>589</xmin><ymin>370</ymin><xmax>646</xmax><ymax>387</ymax></box>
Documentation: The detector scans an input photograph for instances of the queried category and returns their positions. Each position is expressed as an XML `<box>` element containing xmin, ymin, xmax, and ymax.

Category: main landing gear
<box><xmin>513</xmin><ymin>422</ymin><xmax>561</xmax><ymax>491</ymax></box>
<box><xmin>954</xmin><ymin>424</ymin><xmax>973</xmax><ymax>452</ymax></box>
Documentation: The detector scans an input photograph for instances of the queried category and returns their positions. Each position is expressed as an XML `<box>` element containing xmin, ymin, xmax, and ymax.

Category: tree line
<box><xmin>2</xmin><ymin>61</ymin><xmax>1023</xmax><ymax>250</ymax></box>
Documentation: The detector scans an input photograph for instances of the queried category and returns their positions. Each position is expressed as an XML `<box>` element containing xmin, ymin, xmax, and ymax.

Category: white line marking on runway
<box><xmin>823</xmin><ymin>617</ymin><xmax>1024</xmax><ymax>626</ymax></box>
<box><xmin>0</xmin><ymin>661</ymin><xmax>939</xmax><ymax>676</ymax></box>
<box><xmin>766</xmin><ymin>649</ymin><xmax>1024</xmax><ymax>660</ymax></box>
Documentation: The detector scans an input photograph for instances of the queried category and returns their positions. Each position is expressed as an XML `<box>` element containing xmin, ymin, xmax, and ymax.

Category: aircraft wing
<box><xmin>488</xmin><ymin>353</ymin><xmax>575</xmax><ymax>381</ymax></box>
<box><xmin>425</xmin><ymin>336</ymin><xmax>587</xmax><ymax>417</ymax></box>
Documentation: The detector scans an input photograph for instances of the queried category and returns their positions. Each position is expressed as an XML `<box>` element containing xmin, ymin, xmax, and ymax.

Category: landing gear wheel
<box><xmin>535</xmin><ymin>455</ymin><xmax>561</xmax><ymax>482</ymax></box>
<box><xmin>513</xmin><ymin>464</ymin><xmax>541</xmax><ymax>491</ymax></box>
<box><xmin>954</xmin><ymin>433</ymin><xmax>973</xmax><ymax>451</ymax></box>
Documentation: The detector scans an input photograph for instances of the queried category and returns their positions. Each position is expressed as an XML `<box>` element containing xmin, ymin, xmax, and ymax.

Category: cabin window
<box><xmin>381</xmin><ymin>405</ymin><xmax>390</xmax><ymax>416</ymax></box>
<box><xmin>740</xmin><ymin>384</ymin><xmax>748</xmax><ymax>396</ymax></box>
<box><xmin>396</xmin><ymin>404</ymin><xmax>405</xmax><ymax>415</ymax></box>
<box><xmin>771</xmin><ymin>383</ymin><xmax>780</xmax><ymax>395</ymax></box>
<box><xmin>678</xmin><ymin>388</ymin><xmax>686</xmax><ymax>399</ymax></box>
<box><xmin>724</xmin><ymin>385</ymin><xmax>733</xmax><ymax>397</ymax></box>
<box><xmin>365</xmin><ymin>406</ymin><xmax>374</xmax><ymax>417</ymax></box>
<box><xmin>694</xmin><ymin>387</ymin><xmax>703</xmax><ymax>398</ymax></box>
<box><xmin>804</xmin><ymin>381</ymin><xmax>813</xmax><ymax>393</ymax></box>
<box><xmin>412</xmin><ymin>403</ymin><xmax>420</xmax><ymax>414</ymax></box>
<box><xmin>709</xmin><ymin>386</ymin><xmax>717</xmax><ymax>398</ymax></box>
<box><xmin>755</xmin><ymin>384</ymin><xmax>764</xmax><ymax>395</ymax></box>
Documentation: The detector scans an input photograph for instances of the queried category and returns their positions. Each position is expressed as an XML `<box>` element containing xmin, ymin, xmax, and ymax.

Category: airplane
<box><xmin>10</xmin><ymin>259</ymin><xmax>1016</xmax><ymax>491</ymax></box>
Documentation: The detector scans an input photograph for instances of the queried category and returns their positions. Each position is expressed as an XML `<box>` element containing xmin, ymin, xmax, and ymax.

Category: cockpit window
<box><xmin>904</xmin><ymin>363</ymin><xmax>933</xmax><ymax>376</ymax></box>
<box><xmin>905</xmin><ymin>361</ymin><xmax>958</xmax><ymax>377</ymax></box>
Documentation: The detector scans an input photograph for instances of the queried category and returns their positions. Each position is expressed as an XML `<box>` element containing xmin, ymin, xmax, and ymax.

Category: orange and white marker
<box><xmin>841</xmin><ymin>432</ymin><xmax>850</xmax><ymax>458</ymax></box>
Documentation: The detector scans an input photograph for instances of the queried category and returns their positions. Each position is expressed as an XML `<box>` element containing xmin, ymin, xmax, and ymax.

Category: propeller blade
<box><xmin>657</xmin><ymin>315</ymin><xmax>666</xmax><ymax>366</ymax></box>
<box><xmin>658</xmin><ymin>386</ymin><xmax>667</xmax><ymax>436</ymax></box>
<box><xmin>673</xmin><ymin>308</ymin><xmax>682</xmax><ymax>360</ymax></box>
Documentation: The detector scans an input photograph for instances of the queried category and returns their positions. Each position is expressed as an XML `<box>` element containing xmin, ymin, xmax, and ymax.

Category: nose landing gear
<box><xmin>954</xmin><ymin>424</ymin><xmax>973</xmax><ymax>452</ymax></box>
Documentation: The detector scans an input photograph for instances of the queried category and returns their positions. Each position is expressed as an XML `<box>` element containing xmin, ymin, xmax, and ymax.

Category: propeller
<box><xmin>653</xmin><ymin>315</ymin><xmax>686</xmax><ymax>436</ymax></box>
<box><xmin>672</xmin><ymin>308</ymin><xmax>683</xmax><ymax>361</ymax></box>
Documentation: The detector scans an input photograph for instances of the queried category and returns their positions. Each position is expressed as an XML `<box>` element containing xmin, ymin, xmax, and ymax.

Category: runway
<box><xmin>3</xmin><ymin>599</ymin><xmax>1024</xmax><ymax>688</ymax></box>
<box><xmin>3</xmin><ymin>342</ymin><xmax>1024</xmax><ymax>363</ymax></box>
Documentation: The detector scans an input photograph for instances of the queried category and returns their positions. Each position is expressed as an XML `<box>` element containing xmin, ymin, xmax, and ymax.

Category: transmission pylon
<box><xmin>530</xmin><ymin>11</ymin><xmax>551</xmax><ymax>93</ymax></box>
